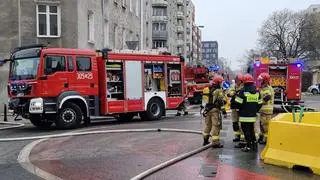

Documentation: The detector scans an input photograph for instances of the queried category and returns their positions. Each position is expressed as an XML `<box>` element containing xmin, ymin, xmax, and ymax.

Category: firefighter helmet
<box><xmin>235</xmin><ymin>73</ymin><xmax>244</xmax><ymax>82</ymax></box>
<box><xmin>243</xmin><ymin>74</ymin><xmax>254</xmax><ymax>84</ymax></box>
<box><xmin>258</xmin><ymin>73</ymin><xmax>271</xmax><ymax>84</ymax></box>
<box><xmin>212</xmin><ymin>75</ymin><xmax>224</xmax><ymax>85</ymax></box>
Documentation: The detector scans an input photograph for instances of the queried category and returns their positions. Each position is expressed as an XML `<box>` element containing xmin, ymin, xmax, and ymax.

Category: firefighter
<box><xmin>257</xmin><ymin>73</ymin><xmax>274</xmax><ymax>144</ymax></box>
<box><xmin>227</xmin><ymin>74</ymin><xmax>244</xmax><ymax>142</ymax></box>
<box><xmin>176</xmin><ymin>97</ymin><xmax>189</xmax><ymax>116</ymax></box>
<box><xmin>235</xmin><ymin>74</ymin><xmax>263</xmax><ymax>152</ymax></box>
<box><xmin>201</xmin><ymin>75</ymin><xmax>226</xmax><ymax>148</ymax></box>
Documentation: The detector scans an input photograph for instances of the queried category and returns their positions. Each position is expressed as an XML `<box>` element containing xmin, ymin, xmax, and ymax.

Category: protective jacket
<box><xmin>235</xmin><ymin>84</ymin><xmax>263</xmax><ymax>122</ymax></box>
<box><xmin>259</xmin><ymin>85</ymin><xmax>274</xmax><ymax>115</ymax></box>
<box><xmin>202</xmin><ymin>86</ymin><xmax>225</xmax><ymax>111</ymax></box>
<box><xmin>228</xmin><ymin>84</ymin><xmax>244</xmax><ymax>109</ymax></box>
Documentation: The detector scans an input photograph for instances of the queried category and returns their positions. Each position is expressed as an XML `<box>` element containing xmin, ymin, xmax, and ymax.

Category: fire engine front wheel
<box><xmin>140</xmin><ymin>98</ymin><xmax>164</xmax><ymax>121</ymax></box>
<box><xmin>56</xmin><ymin>102</ymin><xmax>83</xmax><ymax>129</ymax></box>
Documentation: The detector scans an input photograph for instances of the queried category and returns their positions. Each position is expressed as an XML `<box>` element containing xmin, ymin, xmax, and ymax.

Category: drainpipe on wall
<box><xmin>140</xmin><ymin>0</ymin><xmax>143</xmax><ymax>50</ymax></box>
<box><xmin>18</xmin><ymin>0</ymin><xmax>21</xmax><ymax>46</ymax></box>
<box><xmin>101</xmin><ymin>0</ymin><xmax>105</xmax><ymax>49</ymax></box>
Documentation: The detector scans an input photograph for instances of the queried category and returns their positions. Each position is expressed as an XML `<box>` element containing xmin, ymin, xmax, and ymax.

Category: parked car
<box><xmin>308</xmin><ymin>84</ymin><xmax>320</xmax><ymax>95</ymax></box>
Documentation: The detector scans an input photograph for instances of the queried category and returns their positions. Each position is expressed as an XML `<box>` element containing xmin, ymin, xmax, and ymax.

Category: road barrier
<box><xmin>261</xmin><ymin>112</ymin><xmax>320</xmax><ymax>175</ymax></box>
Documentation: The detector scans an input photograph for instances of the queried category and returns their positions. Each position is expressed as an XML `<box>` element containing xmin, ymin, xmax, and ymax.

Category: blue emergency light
<box><xmin>255</xmin><ymin>60</ymin><xmax>261</xmax><ymax>67</ymax></box>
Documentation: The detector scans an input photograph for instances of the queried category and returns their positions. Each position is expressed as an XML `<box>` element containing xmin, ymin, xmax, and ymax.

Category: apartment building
<box><xmin>151</xmin><ymin>0</ymin><xmax>198</xmax><ymax>62</ymax></box>
<box><xmin>0</xmin><ymin>0</ymin><xmax>149</xmax><ymax>58</ymax></box>
<box><xmin>192</xmin><ymin>25</ymin><xmax>202</xmax><ymax>66</ymax></box>
<box><xmin>202</xmin><ymin>41</ymin><xmax>219</xmax><ymax>66</ymax></box>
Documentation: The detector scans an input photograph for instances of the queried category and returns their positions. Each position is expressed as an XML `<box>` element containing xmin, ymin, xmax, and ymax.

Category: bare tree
<box><xmin>258</xmin><ymin>9</ymin><xmax>308</xmax><ymax>59</ymax></box>
<box><xmin>301</xmin><ymin>12</ymin><xmax>320</xmax><ymax>61</ymax></box>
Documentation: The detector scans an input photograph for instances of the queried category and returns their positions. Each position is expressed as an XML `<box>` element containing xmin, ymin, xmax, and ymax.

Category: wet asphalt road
<box><xmin>0</xmin><ymin>96</ymin><xmax>320</xmax><ymax>180</ymax></box>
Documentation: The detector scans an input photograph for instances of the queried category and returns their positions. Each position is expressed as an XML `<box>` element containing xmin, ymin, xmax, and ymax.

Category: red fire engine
<box><xmin>248</xmin><ymin>58</ymin><xmax>302</xmax><ymax>111</ymax></box>
<box><xmin>184</xmin><ymin>66</ymin><xmax>210</xmax><ymax>104</ymax></box>
<box><xmin>5</xmin><ymin>45</ymin><xmax>185</xmax><ymax>129</ymax></box>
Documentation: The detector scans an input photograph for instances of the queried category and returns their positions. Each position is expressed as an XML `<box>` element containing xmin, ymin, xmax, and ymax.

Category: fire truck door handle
<box><xmin>64</xmin><ymin>83</ymin><xmax>69</xmax><ymax>88</ymax></box>
<box><xmin>90</xmin><ymin>83</ymin><xmax>94</xmax><ymax>88</ymax></box>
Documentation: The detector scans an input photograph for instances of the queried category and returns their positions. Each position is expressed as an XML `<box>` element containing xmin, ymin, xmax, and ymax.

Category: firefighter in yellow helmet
<box><xmin>227</xmin><ymin>73</ymin><xmax>244</xmax><ymax>143</ymax></box>
<box><xmin>257</xmin><ymin>73</ymin><xmax>275</xmax><ymax>144</ymax></box>
<box><xmin>201</xmin><ymin>75</ymin><xmax>226</xmax><ymax>148</ymax></box>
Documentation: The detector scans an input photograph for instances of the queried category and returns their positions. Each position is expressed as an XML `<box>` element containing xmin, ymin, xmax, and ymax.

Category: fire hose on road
<box><xmin>0</xmin><ymin>128</ymin><xmax>213</xmax><ymax>180</ymax></box>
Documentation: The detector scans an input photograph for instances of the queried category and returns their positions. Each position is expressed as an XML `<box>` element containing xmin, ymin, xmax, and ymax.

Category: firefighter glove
<box><xmin>263</xmin><ymin>95</ymin><xmax>271</xmax><ymax>102</ymax></box>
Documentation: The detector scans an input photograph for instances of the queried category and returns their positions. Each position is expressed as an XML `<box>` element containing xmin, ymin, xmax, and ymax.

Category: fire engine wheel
<box><xmin>115</xmin><ymin>113</ymin><xmax>135</xmax><ymax>122</ymax></box>
<box><xmin>29</xmin><ymin>115</ymin><xmax>53</xmax><ymax>129</ymax></box>
<box><xmin>56</xmin><ymin>102</ymin><xmax>83</xmax><ymax>129</ymax></box>
<box><xmin>140</xmin><ymin>98</ymin><xmax>164</xmax><ymax>121</ymax></box>
<box><xmin>312</xmin><ymin>89</ymin><xmax>319</xmax><ymax>95</ymax></box>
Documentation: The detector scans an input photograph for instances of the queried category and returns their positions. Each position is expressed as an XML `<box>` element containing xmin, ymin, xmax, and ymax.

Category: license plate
<box><xmin>17</xmin><ymin>93</ymin><xmax>24</xmax><ymax>97</ymax></box>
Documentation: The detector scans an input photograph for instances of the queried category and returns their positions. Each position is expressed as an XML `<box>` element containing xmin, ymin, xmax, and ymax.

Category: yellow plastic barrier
<box><xmin>261</xmin><ymin>112</ymin><xmax>320</xmax><ymax>175</ymax></box>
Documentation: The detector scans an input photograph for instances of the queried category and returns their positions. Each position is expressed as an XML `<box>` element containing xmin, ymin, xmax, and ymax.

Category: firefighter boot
<box><xmin>234</xmin><ymin>142</ymin><xmax>246</xmax><ymax>148</ymax></box>
<box><xmin>212</xmin><ymin>143</ymin><xmax>224</xmax><ymax>148</ymax></box>
<box><xmin>252</xmin><ymin>142</ymin><xmax>258</xmax><ymax>152</ymax></box>
<box><xmin>233</xmin><ymin>134</ymin><xmax>241</xmax><ymax>142</ymax></box>
<box><xmin>258</xmin><ymin>134</ymin><xmax>264</xmax><ymax>143</ymax></box>
<box><xmin>203</xmin><ymin>136</ymin><xmax>210</xmax><ymax>146</ymax></box>
<box><xmin>241</xmin><ymin>142</ymin><xmax>258</xmax><ymax>152</ymax></box>
<box><xmin>176</xmin><ymin>112</ymin><xmax>182</xmax><ymax>116</ymax></box>
<box><xmin>184</xmin><ymin>112</ymin><xmax>189</xmax><ymax>116</ymax></box>
<box><xmin>258</xmin><ymin>136</ymin><xmax>267</xmax><ymax>145</ymax></box>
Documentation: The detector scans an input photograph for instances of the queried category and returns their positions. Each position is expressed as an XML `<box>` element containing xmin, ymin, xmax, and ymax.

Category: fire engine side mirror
<box><xmin>38</xmin><ymin>75</ymin><xmax>48</xmax><ymax>80</ymax></box>
<box><xmin>0</xmin><ymin>58</ymin><xmax>12</xmax><ymax>66</ymax></box>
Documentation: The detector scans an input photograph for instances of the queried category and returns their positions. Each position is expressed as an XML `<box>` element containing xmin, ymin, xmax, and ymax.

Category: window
<box><xmin>153</xmin><ymin>7</ymin><xmax>167</xmax><ymax>16</ymax></box>
<box><xmin>76</xmin><ymin>57</ymin><xmax>91</xmax><ymax>71</ymax></box>
<box><xmin>160</xmin><ymin>23</ymin><xmax>166</xmax><ymax>31</ymax></box>
<box><xmin>153</xmin><ymin>23</ymin><xmax>159</xmax><ymax>31</ymax></box>
<box><xmin>67</xmin><ymin>56</ymin><xmax>74</xmax><ymax>72</ymax></box>
<box><xmin>88</xmin><ymin>10</ymin><xmax>95</xmax><ymax>43</ymax></box>
<box><xmin>36</xmin><ymin>4</ymin><xmax>61</xmax><ymax>37</ymax></box>
<box><xmin>122</xmin><ymin>28</ymin><xmax>126</xmax><ymax>48</ymax></box>
<box><xmin>44</xmin><ymin>56</ymin><xmax>66</xmax><ymax>75</ymax></box>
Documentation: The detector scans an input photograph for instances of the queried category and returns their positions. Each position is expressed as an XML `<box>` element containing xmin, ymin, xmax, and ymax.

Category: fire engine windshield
<box><xmin>9</xmin><ymin>57</ymin><xmax>39</xmax><ymax>80</ymax></box>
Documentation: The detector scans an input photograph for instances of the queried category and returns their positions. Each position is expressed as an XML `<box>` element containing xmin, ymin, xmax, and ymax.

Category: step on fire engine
<box><xmin>248</xmin><ymin>57</ymin><xmax>302</xmax><ymax>112</ymax></box>
<box><xmin>4</xmin><ymin>44</ymin><xmax>186</xmax><ymax>129</ymax></box>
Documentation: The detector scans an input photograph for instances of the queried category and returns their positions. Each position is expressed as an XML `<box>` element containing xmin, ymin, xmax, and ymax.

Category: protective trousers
<box><xmin>260</xmin><ymin>113</ymin><xmax>272</xmax><ymax>138</ymax></box>
<box><xmin>231</xmin><ymin>109</ymin><xmax>244</xmax><ymax>140</ymax></box>
<box><xmin>203</xmin><ymin>109</ymin><xmax>221</xmax><ymax>145</ymax></box>
<box><xmin>241</xmin><ymin>122</ymin><xmax>255</xmax><ymax>143</ymax></box>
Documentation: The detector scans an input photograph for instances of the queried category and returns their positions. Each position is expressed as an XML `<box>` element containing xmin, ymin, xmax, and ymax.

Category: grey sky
<box><xmin>193</xmin><ymin>0</ymin><xmax>320</xmax><ymax>71</ymax></box>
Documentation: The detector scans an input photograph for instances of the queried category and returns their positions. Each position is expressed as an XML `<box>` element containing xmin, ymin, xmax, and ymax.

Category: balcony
<box><xmin>152</xmin><ymin>15</ymin><xmax>168</xmax><ymax>22</ymax></box>
<box><xmin>177</xmin><ymin>11</ymin><xmax>184</xmax><ymax>19</ymax></box>
<box><xmin>152</xmin><ymin>31</ymin><xmax>168</xmax><ymax>40</ymax></box>
<box><xmin>152</xmin><ymin>0</ymin><xmax>168</xmax><ymax>7</ymax></box>
<box><xmin>177</xmin><ymin>0</ymin><xmax>184</xmax><ymax>5</ymax></box>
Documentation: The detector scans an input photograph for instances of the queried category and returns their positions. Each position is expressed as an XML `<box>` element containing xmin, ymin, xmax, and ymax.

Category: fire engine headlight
<box><xmin>29</xmin><ymin>98</ymin><xmax>43</xmax><ymax>114</ymax></box>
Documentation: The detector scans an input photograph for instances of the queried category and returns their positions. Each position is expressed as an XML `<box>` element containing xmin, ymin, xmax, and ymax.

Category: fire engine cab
<box><xmin>6</xmin><ymin>45</ymin><xmax>185</xmax><ymax>129</ymax></box>
<box><xmin>248</xmin><ymin>57</ymin><xmax>302</xmax><ymax>111</ymax></box>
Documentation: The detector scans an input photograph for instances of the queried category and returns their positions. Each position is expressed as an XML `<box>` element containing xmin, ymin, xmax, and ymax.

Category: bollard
<box><xmin>3</xmin><ymin>104</ymin><xmax>7</xmax><ymax>122</ymax></box>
